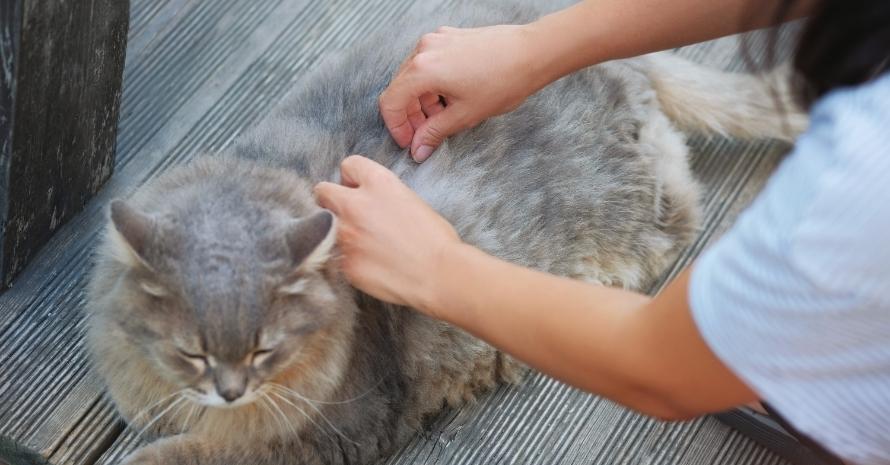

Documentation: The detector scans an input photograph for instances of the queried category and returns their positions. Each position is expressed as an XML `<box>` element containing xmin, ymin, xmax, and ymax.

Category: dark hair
<box><xmin>786</xmin><ymin>0</ymin><xmax>890</xmax><ymax>108</ymax></box>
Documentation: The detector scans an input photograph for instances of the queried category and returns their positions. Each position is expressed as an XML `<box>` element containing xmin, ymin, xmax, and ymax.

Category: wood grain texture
<box><xmin>0</xmin><ymin>2</ymin><xmax>800</xmax><ymax>465</ymax></box>
<box><xmin>0</xmin><ymin>0</ymin><xmax>23</xmax><ymax>291</ymax></box>
<box><xmin>0</xmin><ymin>0</ymin><xmax>129</xmax><ymax>290</ymax></box>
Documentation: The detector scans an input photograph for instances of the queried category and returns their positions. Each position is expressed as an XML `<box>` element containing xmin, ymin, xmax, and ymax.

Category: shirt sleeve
<box><xmin>688</xmin><ymin>74</ymin><xmax>890</xmax><ymax>465</ymax></box>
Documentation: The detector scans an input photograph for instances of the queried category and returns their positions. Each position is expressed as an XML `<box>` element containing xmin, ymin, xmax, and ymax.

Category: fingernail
<box><xmin>413</xmin><ymin>145</ymin><xmax>433</xmax><ymax>163</ymax></box>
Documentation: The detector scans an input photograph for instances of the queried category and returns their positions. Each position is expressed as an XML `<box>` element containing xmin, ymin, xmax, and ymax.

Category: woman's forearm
<box><xmin>315</xmin><ymin>157</ymin><xmax>757</xmax><ymax>419</ymax></box>
<box><xmin>423</xmin><ymin>243</ymin><xmax>757</xmax><ymax>419</ymax></box>
<box><xmin>525</xmin><ymin>0</ymin><xmax>815</xmax><ymax>86</ymax></box>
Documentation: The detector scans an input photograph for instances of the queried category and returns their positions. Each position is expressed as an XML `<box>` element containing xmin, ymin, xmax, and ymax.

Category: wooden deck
<box><xmin>0</xmin><ymin>1</ymin><xmax>798</xmax><ymax>464</ymax></box>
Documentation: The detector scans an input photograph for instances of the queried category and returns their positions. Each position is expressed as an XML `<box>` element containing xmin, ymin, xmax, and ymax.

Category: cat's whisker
<box><xmin>128</xmin><ymin>389</ymin><xmax>186</xmax><ymax>424</ymax></box>
<box><xmin>268</xmin><ymin>391</ymin><xmax>345</xmax><ymax>447</ymax></box>
<box><xmin>262</xmin><ymin>392</ymin><xmax>299</xmax><ymax>438</ymax></box>
<box><xmin>258</xmin><ymin>394</ymin><xmax>306</xmax><ymax>456</ymax></box>
<box><xmin>266</xmin><ymin>380</ymin><xmax>381</xmax><ymax>406</ymax></box>
<box><xmin>133</xmin><ymin>394</ymin><xmax>188</xmax><ymax>444</ymax></box>
<box><xmin>168</xmin><ymin>395</ymin><xmax>192</xmax><ymax>422</ymax></box>
<box><xmin>165</xmin><ymin>397</ymin><xmax>192</xmax><ymax>433</ymax></box>
<box><xmin>312</xmin><ymin>367</ymin><xmax>341</xmax><ymax>387</ymax></box>
<box><xmin>181</xmin><ymin>403</ymin><xmax>200</xmax><ymax>434</ymax></box>
<box><xmin>257</xmin><ymin>395</ymin><xmax>287</xmax><ymax>435</ymax></box>
<box><xmin>268</xmin><ymin>388</ymin><xmax>359</xmax><ymax>445</ymax></box>
<box><xmin>267</xmin><ymin>390</ymin><xmax>331</xmax><ymax>434</ymax></box>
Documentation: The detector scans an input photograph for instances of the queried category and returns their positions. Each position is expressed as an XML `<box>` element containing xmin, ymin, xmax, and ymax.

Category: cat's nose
<box><xmin>214</xmin><ymin>367</ymin><xmax>248</xmax><ymax>403</ymax></box>
<box><xmin>219</xmin><ymin>385</ymin><xmax>245</xmax><ymax>402</ymax></box>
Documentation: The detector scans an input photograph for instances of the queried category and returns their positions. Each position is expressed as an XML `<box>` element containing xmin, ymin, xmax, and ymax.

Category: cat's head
<box><xmin>93</xmin><ymin>162</ymin><xmax>353</xmax><ymax>411</ymax></box>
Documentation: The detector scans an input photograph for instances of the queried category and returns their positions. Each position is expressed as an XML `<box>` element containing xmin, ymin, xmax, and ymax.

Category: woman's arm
<box><xmin>528</xmin><ymin>0</ymin><xmax>814</xmax><ymax>85</ymax></box>
<box><xmin>315</xmin><ymin>156</ymin><xmax>757</xmax><ymax>420</ymax></box>
<box><xmin>429</xmin><ymin>244</ymin><xmax>757</xmax><ymax>420</ymax></box>
<box><xmin>380</xmin><ymin>0</ymin><xmax>815</xmax><ymax>160</ymax></box>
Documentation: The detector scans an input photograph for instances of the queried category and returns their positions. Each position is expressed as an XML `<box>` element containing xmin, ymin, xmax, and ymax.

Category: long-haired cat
<box><xmin>86</xmin><ymin>1</ymin><xmax>804</xmax><ymax>464</ymax></box>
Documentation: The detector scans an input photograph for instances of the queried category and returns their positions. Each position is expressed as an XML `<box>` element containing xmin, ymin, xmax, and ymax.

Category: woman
<box><xmin>313</xmin><ymin>0</ymin><xmax>890</xmax><ymax>463</ymax></box>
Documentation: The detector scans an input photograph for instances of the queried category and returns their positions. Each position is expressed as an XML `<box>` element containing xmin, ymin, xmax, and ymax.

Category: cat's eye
<box><xmin>251</xmin><ymin>349</ymin><xmax>274</xmax><ymax>366</ymax></box>
<box><xmin>139</xmin><ymin>281</ymin><xmax>168</xmax><ymax>298</ymax></box>
<box><xmin>177</xmin><ymin>349</ymin><xmax>207</xmax><ymax>366</ymax></box>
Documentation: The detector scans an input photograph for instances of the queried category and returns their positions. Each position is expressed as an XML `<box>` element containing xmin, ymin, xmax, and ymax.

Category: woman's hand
<box><xmin>379</xmin><ymin>24</ymin><xmax>548</xmax><ymax>162</ymax></box>
<box><xmin>314</xmin><ymin>155</ymin><xmax>462</xmax><ymax>310</ymax></box>
<box><xmin>313</xmin><ymin>161</ymin><xmax>754</xmax><ymax>419</ymax></box>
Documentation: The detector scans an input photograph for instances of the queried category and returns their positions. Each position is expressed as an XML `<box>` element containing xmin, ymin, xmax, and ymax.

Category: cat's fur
<box><xmin>86</xmin><ymin>2</ymin><xmax>804</xmax><ymax>465</ymax></box>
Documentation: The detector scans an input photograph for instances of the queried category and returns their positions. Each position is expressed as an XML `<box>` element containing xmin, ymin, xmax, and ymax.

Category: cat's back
<box><xmin>231</xmin><ymin>0</ymin><xmax>697</xmax><ymax>288</ymax></box>
<box><xmin>229</xmin><ymin>1</ymin><xmax>564</xmax><ymax>176</ymax></box>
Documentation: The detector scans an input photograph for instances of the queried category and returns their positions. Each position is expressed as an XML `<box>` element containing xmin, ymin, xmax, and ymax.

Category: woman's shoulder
<box><xmin>786</xmin><ymin>72</ymin><xmax>890</xmax><ymax>299</ymax></box>
<box><xmin>688</xmin><ymin>73</ymin><xmax>890</xmax><ymax>465</ymax></box>
<box><xmin>810</xmin><ymin>72</ymin><xmax>890</xmax><ymax>146</ymax></box>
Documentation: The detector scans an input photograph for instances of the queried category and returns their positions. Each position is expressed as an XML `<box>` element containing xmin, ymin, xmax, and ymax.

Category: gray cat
<box><xmin>86</xmin><ymin>2</ymin><xmax>803</xmax><ymax>465</ymax></box>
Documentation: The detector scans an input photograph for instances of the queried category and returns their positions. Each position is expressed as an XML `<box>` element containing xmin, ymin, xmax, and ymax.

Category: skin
<box><xmin>379</xmin><ymin>0</ymin><xmax>814</xmax><ymax>161</ymax></box>
<box><xmin>316</xmin><ymin>0</ymin><xmax>816</xmax><ymax>419</ymax></box>
<box><xmin>315</xmin><ymin>157</ymin><xmax>753</xmax><ymax>420</ymax></box>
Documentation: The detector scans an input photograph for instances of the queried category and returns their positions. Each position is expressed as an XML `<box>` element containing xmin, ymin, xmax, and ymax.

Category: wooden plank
<box><xmin>0</xmin><ymin>0</ymin><xmax>23</xmax><ymax>293</ymax></box>
<box><xmin>0</xmin><ymin>0</ymin><xmax>129</xmax><ymax>289</ymax></box>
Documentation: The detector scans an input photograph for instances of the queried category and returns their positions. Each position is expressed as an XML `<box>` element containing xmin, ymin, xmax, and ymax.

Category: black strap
<box><xmin>762</xmin><ymin>403</ymin><xmax>846</xmax><ymax>465</ymax></box>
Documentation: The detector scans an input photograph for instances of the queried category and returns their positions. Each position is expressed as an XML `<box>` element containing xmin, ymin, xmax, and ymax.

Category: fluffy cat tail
<box><xmin>641</xmin><ymin>52</ymin><xmax>808</xmax><ymax>143</ymax></box>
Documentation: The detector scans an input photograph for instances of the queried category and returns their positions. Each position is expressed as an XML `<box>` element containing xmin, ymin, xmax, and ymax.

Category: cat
<box><xmin>85</xmin><ymin>1</ymin><xmax>805</xmax><ymax>465</ymax></box>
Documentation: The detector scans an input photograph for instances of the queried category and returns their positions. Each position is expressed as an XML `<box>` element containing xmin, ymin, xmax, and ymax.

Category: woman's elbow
<box><xmin>625</xmin><ymin>399</ymin><xmax>700</xmax><ymax>421</ymax></box>
<box><xmin>618</xmin><ymin>382</ymin><xmax>711</xmax><ymax>421</ymax></box>
<box><xmin>643</xmin><ymin>403</ymin><xmax>704</xmax><ymax>422</ymax></box>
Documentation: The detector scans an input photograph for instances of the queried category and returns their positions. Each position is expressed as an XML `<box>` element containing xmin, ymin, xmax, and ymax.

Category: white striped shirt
<box><xmin>690</xmin><ymin>72</ymin><xmax>890</xmax><ymax>465</ymax></box>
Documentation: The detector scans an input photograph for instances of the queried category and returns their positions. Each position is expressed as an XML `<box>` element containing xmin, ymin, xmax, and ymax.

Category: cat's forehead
<box><xmin>156</xmin><ymin>202</ymin><xmax>283</xmax><ymax>261</ymax></box>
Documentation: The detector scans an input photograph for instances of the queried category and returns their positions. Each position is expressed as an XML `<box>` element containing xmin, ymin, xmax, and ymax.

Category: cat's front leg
<box><xmin>121</xmin><ymin>434</ymin><xmax>264</xmax><ymax>465</ymax></box>
<box><xmin>120</xmin><ymin>435</ymin><xmax>217</xmax><ymax>465</ymax></box>
<box><xmin>120</xmin><ymin>435</ymin><xmax>310</xmax><ymax>465</ymax></box>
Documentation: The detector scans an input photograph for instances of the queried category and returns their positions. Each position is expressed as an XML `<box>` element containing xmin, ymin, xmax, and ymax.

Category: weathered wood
<box><xmin>0</xmin><ymin>434</ymin><xmax>50</xmax><ymax>465</ymax></box>
<box><xmin>0</xmin><ymin>0</ymin><xmax>129</xmax><ymax>290</ymax></box>
<box><xmin>0</xmin><ymin>1</ymin><xmax>22</xmax><ymax>288</ymax></box>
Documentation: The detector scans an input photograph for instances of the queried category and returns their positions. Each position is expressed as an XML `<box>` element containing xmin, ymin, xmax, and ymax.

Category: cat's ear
<box><xmin>285</xmin><ymin>210</ymin><xmax>336</xmax><ymax>272</ymax></box>
<box><xmin>108</xmin><ymin>199</ymin><xmax>156</xmax><ymax>269</ymax></box>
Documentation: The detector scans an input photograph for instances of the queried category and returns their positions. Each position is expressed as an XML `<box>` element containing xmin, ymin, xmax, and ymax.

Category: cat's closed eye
<box><xmin>177</xmin><ymin>349</ymin><xmax>208</xmax><ymax>370</ymax></box>
<box><xmin>251</xmin><ymin>349</ymin><xmax>275</xmax><ymax>366</ymax></box>
<box><xmin>139</xmin><ymin>281</ymin><xmax>168</xmax><ymax>298</ymax></box>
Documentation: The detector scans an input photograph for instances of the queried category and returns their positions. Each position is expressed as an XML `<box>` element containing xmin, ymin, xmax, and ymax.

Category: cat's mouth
<box><xmin>188</xmin><ymin>388</ymin><xmax>260</xmax><ymax>409</ymax></box>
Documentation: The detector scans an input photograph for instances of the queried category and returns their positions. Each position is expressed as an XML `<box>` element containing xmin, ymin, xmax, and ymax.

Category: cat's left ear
<box><xmin>285</xmin><ymin>210</ymin><xmax>337</xmax><ymax>272</ymax></box>
<box><xmin>108</xmin><ymin>199</ymin><xmax>156</xmax><ymax>269</ymax></box>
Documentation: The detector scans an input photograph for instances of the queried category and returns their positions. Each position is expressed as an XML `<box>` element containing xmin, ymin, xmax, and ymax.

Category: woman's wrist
<box><xmin>410</xmin><ymin>240</ymin><xmax>479</xmax><ymax>323</ymax></box>
<box><xmin>521</xmin><ymin>1</ymin><xmax>613</xmax><ymax>88</ymax></box>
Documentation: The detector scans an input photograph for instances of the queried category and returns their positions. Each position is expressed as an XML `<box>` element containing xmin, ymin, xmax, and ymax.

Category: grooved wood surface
<box><xmin>0</xmin><ymin>1</ymin><xmax>797</xmax><ymax>464</ymax></box>
<box><xmin>0</xmin><ymin>0</ymin><xmax>128</xmax><ymax>288</ymax></box>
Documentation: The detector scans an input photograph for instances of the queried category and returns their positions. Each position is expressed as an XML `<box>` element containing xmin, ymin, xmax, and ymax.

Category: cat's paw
<box><xmin>119</xmin><ymin>438</ymin><xmax>196</xmax><ymax>465</ymax></box>
<box><xmin>119</xmin><ymin>447</ymin><xmax>165</xmax><ymax>465</ymax></box>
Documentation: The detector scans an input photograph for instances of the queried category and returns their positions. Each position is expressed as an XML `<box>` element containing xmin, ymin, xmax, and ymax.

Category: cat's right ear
<box><xmin>285</xmin><ymin>210</ymin><xmax>337</xmax><ymax>272</ymax></box>
<box><xmin>108</xmin><ymin>199</ymin><xmax>156</xmax><ymax>269</ymax></box>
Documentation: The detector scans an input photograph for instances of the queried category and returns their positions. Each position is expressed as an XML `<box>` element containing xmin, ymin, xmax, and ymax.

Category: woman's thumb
<box><xmin>410</xmin><ymin>107</ymin><xmax>467</xmax><ymax>162</ymax></box>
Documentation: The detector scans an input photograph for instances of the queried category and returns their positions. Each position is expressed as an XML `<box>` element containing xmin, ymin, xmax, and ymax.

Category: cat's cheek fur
<box><xmin>270</xmin><ymin>323</ymin><xmax>354</xmax><ymax>397</ymax></box>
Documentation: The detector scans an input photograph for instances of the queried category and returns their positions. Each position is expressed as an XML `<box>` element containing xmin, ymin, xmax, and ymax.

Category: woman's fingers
<box><xmin>314</xmin><ymin>156</ymin><xmax>375</xmax><ymax>212</ymax></box>
<box><xmin>316</xmin><ymin>156</ymin><xmax>393</xmax><ymax>213</ymax></box>
<box><xmin>339</xmin><ymin>155</ymin><xmax>391</xmax><ymax>188</ymax></box>
<box><xmin>313</xmin><ymin>181</ymin><xmax>351</xmax><ymax>214</ymax></box>
<box><xmin>313</xmin><ymin>154</ymin><xmax>461</xmax><ymax>307</ymax></box>
<box><xmin>379</xmin><ymin>64</ymin><xmax>437</xmax><ymax>148</ymax></box>
<box><xmin>419</xmin><ymin>93</ymin><xmax>446</xmax><ymax>117</ymax></box>
<box><xmin>410</xmin><ymin>105</ymin><xmax>467</xmax><ymax>162</ymax></box>
<box><xmin>380</xmin><ymin>24</ymin><xmax>541</xmax><ymax>163</ymax></box>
